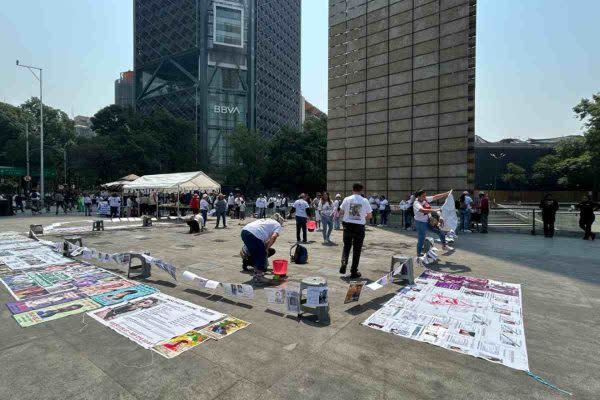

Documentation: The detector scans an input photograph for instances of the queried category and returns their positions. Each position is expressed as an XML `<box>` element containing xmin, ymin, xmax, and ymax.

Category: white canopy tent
<box><xmin>123</xmin><ymin>171</ymin><xmax>220</xmax><ymax>192</ymax></box>
<box><xmin>123</xmin><ymin>171</ymin><xmax>221</xmax><ymax>217</ymax></box>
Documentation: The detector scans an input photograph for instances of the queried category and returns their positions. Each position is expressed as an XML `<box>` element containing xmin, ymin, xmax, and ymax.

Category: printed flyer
<box><xmin>200</xmin><ymin>317</ymin><xmax>250</xmax><ymax>340</ymax></box>
<box><xmin>6</xmin><ymin>290</ymin><xmax>86</xmax><ymax>314</ymax></box>
<box><xmin>152</xmin><ymin>330</ymin><xmax>212</xmax><ymax>358</ymax></box>
<box><xmin>13</xmin><ymin>298</ymin><xmax>100</xmax><ymax>327</ymax></box>
<box><xmin>90</xmin><ymin>284</ymin><xmax>157</xmax><ymax>307</ymax></box>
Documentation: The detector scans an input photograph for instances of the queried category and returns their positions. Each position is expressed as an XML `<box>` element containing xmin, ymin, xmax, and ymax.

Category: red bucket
<box><xmin>307</xmin><ymin>220</ymin><xmax>316</xmax><ymax>232</ymax></box>
<box><xmin>272</xmin><ymin>259</ymin><xmax>288</xmax><ymax>275</ymax></box>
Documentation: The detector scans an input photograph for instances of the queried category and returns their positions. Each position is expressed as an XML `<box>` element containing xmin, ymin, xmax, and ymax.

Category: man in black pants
<box><xmin>339</xmin><ymin>183</ymin><xmax>373</xmax><ymax>279</ymax></box>
<box><xmin>577</xmin><ymin>195</ymin><xmax>599</xmax><ymax>240</ymax></box>
<box><xmin>292</xmin><ymin>194</ymin><xmax>310</xmax><ymax>243</ymax></box>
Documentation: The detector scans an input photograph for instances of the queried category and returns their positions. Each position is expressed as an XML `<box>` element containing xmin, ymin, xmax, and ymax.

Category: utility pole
<box><xmin>16</xmin><ymin>60</ymin><xmax>44</xmax><ymax>206</ymax></box>
<box><xmin>25</xmin><ymin>122</ymin><xmax>30</xmax><ymax>191</ymax></box>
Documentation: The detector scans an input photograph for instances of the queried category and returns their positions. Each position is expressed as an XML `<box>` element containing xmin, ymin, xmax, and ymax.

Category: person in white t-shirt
<box><xmin>241</xmin><ymin>213</ymin><xmax>284</xmax><ymax>284</ymax></box>
<box><xmin>378</xmin><ymin>195</ymin><xmax>389</xmax><ymax>226</ymax></box>
<box><xmin>333</xmin><ymin>193</ymin><xmax>342</xmax><ymax>230</ymax></box>
<box><xmin>413</xmin><ymin>189</ymin><xmax>451</xmax><ymax>256</ymax></box>
<box><xmin>256</xmin><ymin>194</ymin><xmax>267</xmax><ymax>219</ymax></box>
<box><xmin>292</xmin><ymin>193</ymin><xmax>310</xmax><ymax>243</ymax></box>
<box><xmin>338</xmin><ymin>183</ymin><xmax>372</xmax><ymax>278</ymax></box>
<box><xmin>108</xmin><ymin>193</ymin><xmax>121</xmax><ymax>218</ymax></box>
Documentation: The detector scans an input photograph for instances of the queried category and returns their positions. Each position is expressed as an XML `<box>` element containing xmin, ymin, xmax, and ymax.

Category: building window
<box><xmin>214</xmin><ymin>3</ymin><xmax>243</xmax><ymax>48</ymax></box>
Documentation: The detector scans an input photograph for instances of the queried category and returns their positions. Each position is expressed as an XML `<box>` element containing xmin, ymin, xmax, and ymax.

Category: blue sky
<box><xmin>0</xmin><ymin>0</ymin><xmax>597</xmax><ymax>141</ymax></box>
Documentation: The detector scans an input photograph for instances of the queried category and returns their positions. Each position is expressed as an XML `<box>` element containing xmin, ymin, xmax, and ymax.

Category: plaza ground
<box><xmin>0</xmin><ymin>214</ymin><xmax>598</xmax><ymax>400</ymax></box>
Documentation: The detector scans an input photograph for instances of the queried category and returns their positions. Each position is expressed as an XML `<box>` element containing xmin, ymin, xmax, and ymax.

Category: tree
<box><xmin>532</xmin><ymin>136</ymin><xmax>593</xmax><ymax>189</ymax></box>
<box><xmin>223</xmin><ymin>125</ymin><xmax>269</xmax><ymax>192</ymax></box>
<box><xmin>90</xmin><ymin>104</ymin><xmax>130</xmax><ymax>137</ymax></box>
<box><xmin>264</xmin><ymin>117</ymin><xmax>327</xmax><ymax>195</ymax></box>
<box><xmin>502</xmin><ymin>162</ymin><xmax>528</xmax><ymax>190</ymax></box>
<box><xmin>573</xmin><ymin>93</ymin><xmax>600</xmax><ymax>199</ymax></box>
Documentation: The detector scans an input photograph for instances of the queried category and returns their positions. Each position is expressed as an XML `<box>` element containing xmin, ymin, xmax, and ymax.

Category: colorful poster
<box><xmin>78</xmin><ymin>279</ymin><xmax>136</xmax><ymax>296</ymax></box>
<box><xmin>13</xmin><ymin>298</ymin><xmax>100</xmax><ymax>327</ymax></box>
<box><xmin>152</xmin><ymin>330</ymin><xmax>211</xmax><ymax>358</ymax></box>
<box><xmin>200</xmin><ymin>317</ymin><xmax>250</xmax><ymax>340</ymax></box>
<box><xmin>344</xmin><ymin>281</ymin><xmax>367</xmax><ymax>304</ymax></box>
<box><xmin>6</xmin><ymin>290</ymin><xmax>86</xmax><ymax>314</ymax></box>
<box><xmin>362</xmin><ymin>271</ymin><xmax>529</xmax><ymax>371</ymax></box>
<box><xmin>0</xmin><ymin>249</ymin><xmax>72</xmax><ymax>271</ymax></box>
<box><xmin>90</xmin><ymin>284</ymin><xmax>157</xmax><ymax>306</ymax></box>
<box><xmin>306</xmin><ymin>286</ymin><xmax>328</xmax><ymax>307</ymax></box>
<box><xmin>88</xmin><ymin>293</ymin><xmax>225</xmax><ymax>349</ymax></box>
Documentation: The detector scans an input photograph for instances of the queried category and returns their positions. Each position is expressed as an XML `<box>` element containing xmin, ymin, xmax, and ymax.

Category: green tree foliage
<box><xmin>0</xmin><ymin>102</ymin><xmax>25</xmax><ymax>165</ymax></box>
<box><xmin>223</xmin><ymin>125</ymin><xmax>269</xmax><ymax>192</ymax></box>
<box><xmin>573</xmin><ymin>93</ymin><xmax>600</xmax><ymax>198</ymax></box>
<box><xmin>502</xmin><ymin>162</ymin><xmax>528</xmax><ymax>189</ymax></box>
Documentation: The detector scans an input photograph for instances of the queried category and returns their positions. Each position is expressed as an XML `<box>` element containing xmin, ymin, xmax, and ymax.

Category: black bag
<box><xmin>290</xmin><ymin>244</ymin><xmax>308</xmax><ymax>264</ymax></box>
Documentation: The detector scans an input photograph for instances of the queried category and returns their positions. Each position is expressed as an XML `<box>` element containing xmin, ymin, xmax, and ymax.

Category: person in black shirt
<box><xmin>539</xmin><ymin>194</ymin><xmax>559</xmax><ymax>237</ymax></box>
<box><xmin>576</xmin><ymin>195</ymin><xmax>599</xmax><ymax>240</ymax></box>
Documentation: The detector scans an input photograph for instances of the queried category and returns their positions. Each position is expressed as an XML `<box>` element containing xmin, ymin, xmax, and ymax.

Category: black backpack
<box><xmin>290</xmin><ymin>244</ymin><xmax>308</xmax><ymax>264</ymax></box>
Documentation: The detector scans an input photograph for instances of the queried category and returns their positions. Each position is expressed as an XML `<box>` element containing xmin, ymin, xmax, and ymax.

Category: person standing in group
<box><xmin>240</xmin><ymin>213</ymin><xmax>284</xmax><ymax>284</ymax></box>
<box><xmin>54</xmin><ymin>192</ymin><xmax>66</xmax><ymax>215</ymax></box>
<box><xmin>378</xmin><ymin>195</ymin><xmax>390</xmax><ymax>227</ymax></box>
<box><xmin>368</xmin><ymin>194</ymin><xmax>379</xmax><ymax>226</ymax></box>
<box><xmin>338</xmin><ymin>183</ymin><xmax>372</xmax><ymax>279</ymax></box>
<box><xmin>576</xmin><ymin>195</ymin><xmax>599</xmax><ymax>240</ymax></box>
<box><xmin>215</xmin><ymin>194</ymin><xmax>228</xmax><ymax>228</ymax></box>
<box><xmin>458</xmin><ymin>191</ymin><xmax>473</xmax><ymax>233</ymax></box>
<box><xmin>227</xmin><ymin>193</ymin><xmax>235</xmax><ymax>217</ymax></box>
<box><xmin>539</xmin><ymin>193</ymin><xmax>559</xmax><ymax>238</ymax></box>
<box><xmin>83</xmin><ymin>193</ymin><xmax>92</xmax><ymax>216</ymax></box>
<box><xmin>29</xmin><ymin>190</ymin><xmax>40</xmax><ymax>214</ymax></box>
<box><xmin>126</xmin><ymin>196</ymin><xmax>134</xmax><ymax>217</ymax></box>
<box><xmin>239</xmin><ymin>197</ymin><xmax>246</xmax><ymax>221</ymax></box>
<box><xmin>14</xmin><ymin>193</ymin><xmax>24</xmax><ymax>213</ymax></box>
<box><xmin>108</xmin><ymin>193</ymin><xmax>121</xmax><ymax>218</ymax></box>
<box><xmin>199</xmin><ymin>194</ymin><xmax>209</xmax><ymax>230</ymax></box>
<box><xmin>189</xmin><ymin>192</ymin><xmax>200</xmax><ymax>215</ymax></box>
<box><xmin>312</xmin><ymin>193</ymin><xmax>322</xmax><ymax>231</ymax></box>
<box><xmin>413</xmin><ymin>190</ymin><xmax>452</xmax><ymax>256</ymax></box>
<box><xmin>319</xmin><ymin>192</ymin><xmax>334</xmax><ymax>244</ymax></box>
<box><xmin>292</xmin><ymin>193</ymin><xmax>310</xmax><ymax>243</ymax></box>
<box><xmin>333</xmin><ymin>193</ymin><xmax>342</xmax><ymax>230</ymax></box>
<box><xmin>234</xmin><ymin>194</ymin><xmax>243</xmax><ymax>219</ymax></box>
<box><xmin>479</xmin><ymin>192</ymin><xmax>490</xmax><ymax>233</ymax></box>
<box><xmin>256</xmin><ymin>194</ymin><xmax>267</xmax><ymax>219</ymax></box>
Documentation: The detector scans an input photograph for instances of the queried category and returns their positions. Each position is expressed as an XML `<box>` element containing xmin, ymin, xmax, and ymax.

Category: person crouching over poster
<box><xmin>240</xmin><ymin>213</ymin><xmax>284</xmax><ymax>285</ymax></box>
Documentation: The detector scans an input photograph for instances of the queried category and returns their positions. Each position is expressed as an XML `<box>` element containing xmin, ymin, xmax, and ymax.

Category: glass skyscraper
<box><xmin>134</xmin><ymin>0</ymin><xmax>301</xmax><ymax>168</ymax></box>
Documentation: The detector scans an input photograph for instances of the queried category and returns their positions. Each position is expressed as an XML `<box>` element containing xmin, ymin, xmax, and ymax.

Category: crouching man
<box><xmin>240</xmin><ymin>213</ymin><xmax>284</xmax><ymax>285</ymax></box>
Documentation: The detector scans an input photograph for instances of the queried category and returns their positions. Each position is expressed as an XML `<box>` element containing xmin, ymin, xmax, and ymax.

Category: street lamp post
<box><xmin>16</xmin><ymin>60</ymin><xmax>44</xmax><ymax>206</ymax></box>
<box><xmin>25</xmin><ymin>122</ymin><xmax>30</xmax><ymax>191</ymax></box>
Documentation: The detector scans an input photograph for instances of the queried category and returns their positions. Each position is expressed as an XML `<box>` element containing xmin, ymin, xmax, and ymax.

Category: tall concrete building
<box><xmin>115</xmin><ymin>70</ymin><xmax>135</xmax><ymax>108</ymax></box>
<box><xmin>134</xmin><ymin>0</ymin><xmax>301</xmax><ymax>168</ymax></box>
<box><xmin>327</xmin><ymin>0</ymin><xmax>476</xmax><ymax>201</ymax></box>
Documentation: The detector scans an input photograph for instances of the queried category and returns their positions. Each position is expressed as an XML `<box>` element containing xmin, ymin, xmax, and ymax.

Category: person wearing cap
<box><xmin>333</xmin><ymin>193</ymin><xmax>342</xmax><ymax>230</ymax></box>
<box><xmin>241</xmin><ymin>213</ymin><xmax>285</xmax><ymax>284</ymax></box>
<box><xmin>479</xmin><ymin>192</ymin><xmax>489</xmax><ymax>233</ymax></box>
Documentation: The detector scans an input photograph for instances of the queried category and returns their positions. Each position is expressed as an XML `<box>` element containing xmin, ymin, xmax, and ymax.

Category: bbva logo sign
<box><xmin>213</xmin><ymin>105</ymin><xmax>240</xmax><ymax>114</ymax></box>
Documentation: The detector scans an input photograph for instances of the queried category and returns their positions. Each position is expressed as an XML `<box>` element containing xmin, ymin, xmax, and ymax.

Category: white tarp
<box><xmin>122</xmin><ymin>171</ymin><xmax>220</xmax><ymax>192</ymax></box>
<box><xmin>441</xmin><ymin>190</ymin><xmax>458</xmax><ymax>232</ymax></box>
<box><xmin>363</xmin><ymin>270</ymin><xmax>529</xmax><ymax>371</ymax></box>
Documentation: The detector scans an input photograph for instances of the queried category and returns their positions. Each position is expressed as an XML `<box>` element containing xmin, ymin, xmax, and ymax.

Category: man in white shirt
<box><xmin>413</xmin><ymin>189</ymin><xmax>451</xmax><ymax>256</ymax></box>
<box><xmin>227</xmin><ymin>193</ymin><xmax>235</xmax><ymax>216</ymax></box>
<box><xmin>292</xmin><ymin>194</ymin><xmax>310</xmax><ymax>243</ymax></box>
<box><xmin>339</xmin><ymin>183</ymin><xmax>372</xmax><ymax>278</ymax></box>
<box><xmin>368</xmin><ymin>195</ymin><xmax>379</xmax><ymax>225</ymax></box>
<box><xmin>378</xmin><ymin>195</ymin><xmax>389</xmax><ymax>226</ymax></box>
<box><xmin>459</xmin><ymin>191</ymin><xmax>474</xmax><ymax>233</ymax></box>
<box><xmin>200</xmin><ymin>194</ymin><xmax>209</xmax><ymax>229</ymax></box>
<box><xmin>256</xmin><ymin>194</ymin><xmax>267</xmax><ymax>219</ymax></box>
<box><xmin>108</xmin><ymin>193</ymin><xmax>121</xmax><ymax>218</ymax></box>
<box><xmin>241</xmin><ymin>213</ymin><xmax>284</xmax><ymax>284</ymax></box>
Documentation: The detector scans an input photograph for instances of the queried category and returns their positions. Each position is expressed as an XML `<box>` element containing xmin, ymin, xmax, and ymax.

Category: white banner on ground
<box><xmin>363</xmin><ymin>270</ymin><xmax>529</xmax><ymax>371</ymax></box>
<box><xmin>88</xmin><ymin>292</ymin><xmax>225</xmax><ymax>349</ymax></box>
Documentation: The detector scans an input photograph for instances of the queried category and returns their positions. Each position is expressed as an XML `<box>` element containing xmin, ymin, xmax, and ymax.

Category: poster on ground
<box><xmin>223</xmin><ymin>283</ymin><xmax>254</xmax><ymax>300</ymax></box>
<box><xmin>306</xmin><ymin>286</ymin><xmax>328</xmax><ymax>307</ymax></box>
<box><xmin>152</xmin><ymin>330</ymin><xmax>212</xmax><ymax>358</ymax></box>
<box><xmin>6</xmin><ymin>290</ymin><xmax>86</xmax><ymax>314</ymax></box>
<box><xmin>200</xmin><ymin>317</ymin><xmax>250</xmax><ymax>340</ymax></box>
<box><xmin>88</xmin><ymin>293</ymin><xmax>226</xmax><ymax>349</ymax></box>
<box><xmin>362</xmin><ymin>271</ymin><xmax>528</xmax><ymax>371</ymax></box>
<box><xmin>90</xmin><ymin>284</ymin><xmax>157</xmax><ymax>307</ymax></box>
<box><xmin>13</xmin><ymin>298</ymin><xmax>100</xmax><ymax>327</ymax></box>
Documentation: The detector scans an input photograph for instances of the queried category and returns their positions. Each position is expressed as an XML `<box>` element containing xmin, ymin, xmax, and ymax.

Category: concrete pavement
<box><xmin>0</xmin><ymin>214</ymin><xmax>598</xmax><ymax>399</ymax></box>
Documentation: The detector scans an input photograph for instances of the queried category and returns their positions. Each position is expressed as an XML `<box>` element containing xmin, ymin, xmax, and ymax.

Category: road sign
<box><xmin>24</xmin><ymin>176</ymin><xmax>32</xmax><ymax>182</ymax></box>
